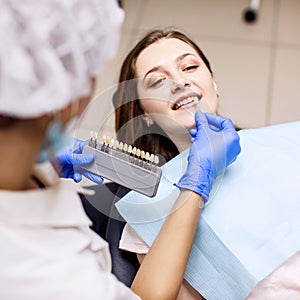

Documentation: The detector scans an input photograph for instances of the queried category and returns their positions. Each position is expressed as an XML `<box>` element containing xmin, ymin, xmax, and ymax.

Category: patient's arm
<box><xmin>131</xmin><ymin>191</ymin><xmax>203</xmax><ymax>300</ymax></box>
<box><xmin>130</xmin><ymin>114</ymin><xmax>240</xmax><ymax>299</ymax></box>
<box><xmin>137</xmin><ymin>253</ymin><xmax>203</xmax><ymax>300</ymax></box>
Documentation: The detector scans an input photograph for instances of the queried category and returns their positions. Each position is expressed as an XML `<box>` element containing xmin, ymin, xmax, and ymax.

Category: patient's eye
<box><xmin>148</xmin><ymin>77</ymin><xmax>166</xmax><ymax>88</ymax></box>
<box><xmin>183</xmin><ymin>65</ymin><xmax>198</xmax><ymax>71</ymax></box>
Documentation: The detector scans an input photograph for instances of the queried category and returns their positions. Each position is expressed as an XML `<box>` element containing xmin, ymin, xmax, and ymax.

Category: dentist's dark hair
<box><xmin>113</xmin><ymin>29</ymin><xmax>213</xmax><ymax>164</ymax></box>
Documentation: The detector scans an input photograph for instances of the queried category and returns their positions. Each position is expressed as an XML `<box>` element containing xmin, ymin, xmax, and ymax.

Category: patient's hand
<box><xmin>176</xmin><ymin>111</ymin><xmax>241</xmax><ymax>202</ymax></box>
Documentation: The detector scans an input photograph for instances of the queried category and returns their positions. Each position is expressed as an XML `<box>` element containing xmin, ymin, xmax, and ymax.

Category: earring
<box><xmin>143</xmin><ymin>114</ymin><xmax>153</xmax><ymax>127</ymax></box>
<box><xmin>146</xmin><ymin>118</ymin><xmax>153</xmax><ymax>127</ymax></box>
<box><xmin>213</xmin><ymin>81</ymin><xmax>219</xmax><ymax>98</ymax></box>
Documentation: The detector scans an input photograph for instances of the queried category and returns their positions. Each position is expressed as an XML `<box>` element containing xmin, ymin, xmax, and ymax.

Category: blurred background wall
<box><xmin>76</xmin><ymin>0</ymin><xmax>300</xmax><ymax>141</ymax></box>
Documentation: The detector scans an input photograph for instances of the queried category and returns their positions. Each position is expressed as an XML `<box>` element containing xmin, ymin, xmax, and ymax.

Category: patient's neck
<box><xmin>168</xmin><ymin>130</ymin><xmax>191</xmax><ymax>153</ymax></box>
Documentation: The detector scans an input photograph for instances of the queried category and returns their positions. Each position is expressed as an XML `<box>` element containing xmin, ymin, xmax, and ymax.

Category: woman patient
<box><xmin>113</xmin><ymin>29</ymin><xmax>221</xmax><ymax>299</ymax></box>
<box><xmin>113</xmin><ymin>29</ymin><xmax>300</xmax><ymax>299</ymax></box>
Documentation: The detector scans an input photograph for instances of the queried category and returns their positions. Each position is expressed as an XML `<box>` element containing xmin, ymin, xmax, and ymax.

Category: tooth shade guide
<box><xmin>128</xmin><ymin>145</ymin><xmax>132</xmax><ymax>154</ymax></box>
<box><xmin>83</xmin><ymin>135</ymin><xmax>162</xmax><ymax>197</ymax></box>
<box><xmin>89</xmin><ymin>131</ymin><xmax>98</xmax><ymax>148</ymax></box>
<box><xmin>109</xmin><ymin>138</ymin><xmax>114</xmax><ymax>148</ymax></box>
<box><xmin>90</xmin><ymin>130</ymin><xmax>98</xmax><ymax>140</ymax></box>
<box><xmin>145</xmin><ymin>152</ymin><xmax>150</xmax><ymax>161</ymax></box>
<box><xmin>88</xmin><ymin>135</ymin><xmax>159</xmax><ymax>168</ymax></box>
<box><xmin>136</xmin><ymin>148</ymin><xmax>141</xmax><ymax>157</ymax></box>
<box><xmin>150</xmin><ymin>154</ymin><xmax>154</xmax><ymax>163</ymax></box>
<box><xmin>132</xmin><ymin>147</ymin><xmax>137</xmax><ymax>155</ymax></box>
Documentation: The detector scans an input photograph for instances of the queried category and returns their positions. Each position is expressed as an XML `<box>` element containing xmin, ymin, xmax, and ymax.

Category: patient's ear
<box><xmin>213</xmin><ymin>81</ymin><xmax>220</xmax><ymax>98</ymax></box>
<box><xmin>141</xmin><ymin>114</ymin><xmax>154</xmax><ymax>127</ymax></box>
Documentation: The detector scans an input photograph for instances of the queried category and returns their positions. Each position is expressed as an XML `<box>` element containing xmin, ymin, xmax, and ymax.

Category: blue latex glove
<box><xmin>175</xmin><ymin>111</ymin><xmax>241</xmax><ymax>202</ymax></box>
<box><xmin>53</xmin><ymin>138</ymin><xmax>104</xmax><ymax>184</ymax></box>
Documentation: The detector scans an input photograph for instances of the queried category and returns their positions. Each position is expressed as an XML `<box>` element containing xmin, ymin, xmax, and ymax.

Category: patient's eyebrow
<box><xmin>143</xmin><ymin>66</ymin><xmax>162</xmax><ymax>81</ymax></box>
<box><xmin>176</xmin><ymin>53</ymin><xmax>197</xmax><ymax>63</ymax></box>
<box><xmin>143</xmin><ymin>53</ymin><xmax>198</xmax><ymax>81</ymax></box>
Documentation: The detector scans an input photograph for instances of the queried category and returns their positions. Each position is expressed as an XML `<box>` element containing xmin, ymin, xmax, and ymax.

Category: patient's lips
<box><xmin>172</xmin><ymin>94</ymin><xmax>202</xmax><ymax>110</ymax></box>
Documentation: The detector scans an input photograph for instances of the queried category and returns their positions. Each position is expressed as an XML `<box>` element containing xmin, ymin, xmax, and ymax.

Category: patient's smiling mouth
<box><xmin>172</xmin><ymin>95</ymin><xmax>201</xmax><ymax>110</ymax></box>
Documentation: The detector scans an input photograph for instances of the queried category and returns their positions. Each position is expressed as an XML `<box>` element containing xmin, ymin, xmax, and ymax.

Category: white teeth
<box><xmin>174</xmin><ymin>96</ymin><xmax>200</xmax><ymax>110</ymax></box>
<box><xmin>99</xmin><ymin>136</ymin><xmax>159</xmax><ymax>166</ymax></box>
<box><xmin>128</xmin><ymin>145</ymin><xmax>132</xmax><ymax>154</ymax></box>
<box><xmin>110</xmin><ymin>138</ymin><xmax>115</xmax><ymax>148</ymax></box>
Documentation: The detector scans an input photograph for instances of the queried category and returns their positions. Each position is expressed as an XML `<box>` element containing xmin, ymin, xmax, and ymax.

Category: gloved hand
<box><xmin>53</xmin><ymin>138</ymin><xmax>104</xmax><ymax>184</ymax></box>
<box><xmin>175</xmin><ymin>111</ymin><xmax>241</xmax><ymax>203</ymax></box>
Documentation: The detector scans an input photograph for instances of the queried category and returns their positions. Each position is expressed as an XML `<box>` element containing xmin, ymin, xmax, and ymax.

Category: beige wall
<box><xmin>76</xmin><ymin>0</ymin><xmax>300</xmax><ymax>141</ymax></box>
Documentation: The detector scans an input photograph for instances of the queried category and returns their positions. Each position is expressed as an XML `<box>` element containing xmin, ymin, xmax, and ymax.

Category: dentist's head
<box><xmin>0</xmin><ymin>0</ymin><xmax>123</xmax><ymax>189</ymax></box>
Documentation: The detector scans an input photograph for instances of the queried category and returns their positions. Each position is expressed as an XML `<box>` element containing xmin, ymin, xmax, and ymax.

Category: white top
<box><xmin>246</xmin><ymin>251</ymin><xmax>300</xmax><ymax>299</ymax></box>
<box><xmin>119</xmin><ymin>223</ymin><xmax>149</xmax><ymax>254</ymax></box>
<box><xmin>0</xmin><ymin>162</ymin><xmax>140</xmax><ymax>300</ymax></box>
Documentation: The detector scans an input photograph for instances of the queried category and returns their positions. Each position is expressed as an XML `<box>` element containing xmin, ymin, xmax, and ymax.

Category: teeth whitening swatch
<box><xmin>116</xmin><ymin>121</ymin><xmax>300</xmax><ymax>300</ymax></box>
<box><xmin>81</xmin><ymin>133</ymin><xmax>161</xmax><ymax>197</ymax></box>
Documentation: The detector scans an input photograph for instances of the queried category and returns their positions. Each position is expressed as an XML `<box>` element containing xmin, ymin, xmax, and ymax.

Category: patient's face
<box><xmin>136</xmin><ymin>38</ymin><xmax>218</xmax><ymax>132</ymax></box>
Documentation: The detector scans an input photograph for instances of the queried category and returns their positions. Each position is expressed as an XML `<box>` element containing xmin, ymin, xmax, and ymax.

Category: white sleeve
<box><xmin>0</xmin><ymin>225</ymin><xmax>141</xmax><ymax>300</ymax></box>
<box><xmin>0</xmin><ymin>243</ymin><xmax>141</xmax><ymax>300</ymax></box>
<box><xmin>119</xmin><ymin>223</ymin><xmax>150</xmax><ymax>254</ymax></box>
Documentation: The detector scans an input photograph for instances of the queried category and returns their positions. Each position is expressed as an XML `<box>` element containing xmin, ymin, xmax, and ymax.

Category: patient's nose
<box><xmin>171</xmin><ymin>78</ymin><xmax>191</xmax><ymax>93</ymax></box>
